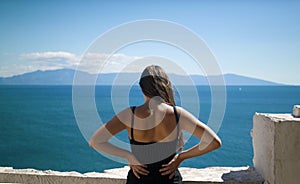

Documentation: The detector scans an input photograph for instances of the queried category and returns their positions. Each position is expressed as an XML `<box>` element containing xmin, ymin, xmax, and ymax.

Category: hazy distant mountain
<box><xmin>0</xmin><ymin>69</ymin><xmax>283</xmax><ymax>86</ymax></box>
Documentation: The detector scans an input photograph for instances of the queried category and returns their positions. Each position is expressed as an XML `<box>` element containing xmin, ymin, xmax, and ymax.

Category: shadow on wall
<box><xmin>221</xmin><ymin>167</ymin><xmax>264</xmax><ymax>183</ymax></box>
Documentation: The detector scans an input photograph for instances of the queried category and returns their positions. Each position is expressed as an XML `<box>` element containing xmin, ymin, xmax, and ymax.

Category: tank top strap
<box><xmin>130</xmin><ymin>106</ymin><xmax>136</xmax><ymax>141</ymax></box>
<box><xmin>173</xmin><ymin>106</ymin><xmax>180</xmax><ymax>137</ymax></box>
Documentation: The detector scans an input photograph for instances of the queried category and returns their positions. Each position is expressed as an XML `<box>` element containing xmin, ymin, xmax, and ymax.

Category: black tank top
<box><xmin>127</xmin><ymin>106</ymin><xmax>182</xmax><ymax>184</ymax></box>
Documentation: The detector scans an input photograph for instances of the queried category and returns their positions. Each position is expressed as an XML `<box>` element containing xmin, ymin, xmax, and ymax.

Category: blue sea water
<box><xmin>0</xmin><ymin>85</ymin><xmax>299</xmax><ymax>173</ymax></box>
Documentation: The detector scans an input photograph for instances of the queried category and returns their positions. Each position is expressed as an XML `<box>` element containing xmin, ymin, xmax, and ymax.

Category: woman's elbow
<box><xmin>207</xmin><ymin>137</ymin><xmax>221</xmax><ymax>151</ymax></box>
<box><xmin>89</xmin><ymin>136</ymin><xmax>99</xmax><ymax>148</ymax></box>
<box><xmin>213</xmin><ymin>138</ymin><xmax>222</xmax><ymax>149</ymax></box>
<box><xmin>89</xmin><ymin>138</ymin><xmax>95</xmax><ymax>148</ymax></box>
<box><xmin>89</xmin><ymin>137</ymin><xmax>107</xmax><ymax>149</ymax></box>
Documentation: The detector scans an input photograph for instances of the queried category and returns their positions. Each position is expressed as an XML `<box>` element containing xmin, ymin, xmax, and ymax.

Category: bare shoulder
<box><xmin>173</xmin><ymin>106</ymin><xmax>188</xmax><ymax>117</ymax></box>
<box><xmin>161</xmin><ymin>104</ymin><xmax>180</xmax><ymax>115</ymax></box>
<box><xmin>114</xmin><ymin>107</ymin><xmax>133</xmax><ymax>127</ymax></box>
<box><xmin>173</xmin><ymin>106</ymin><xmax>208</xmax><ymax>130</ymax></box>
<box><xmin>174</xmin><ymin>106</ymin><xmax>196</xmax><ymax>119</ymax></box>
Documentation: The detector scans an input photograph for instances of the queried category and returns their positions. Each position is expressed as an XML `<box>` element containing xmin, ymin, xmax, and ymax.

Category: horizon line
<box><xmin>0</xmin><ymin>68</ymin><xmax>291</xmax><ymax>86</ymax></box>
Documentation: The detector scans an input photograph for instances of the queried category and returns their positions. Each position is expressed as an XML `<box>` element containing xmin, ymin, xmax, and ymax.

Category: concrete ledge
<box><xmin>253</xmin><ymin>113</ymin><xmax>300</xmax><ymax>184</ymax></box>
<box><xmin>0</xmin><ymin>166</ymin><xmax>263</xmax><ymax>184</ymax></box>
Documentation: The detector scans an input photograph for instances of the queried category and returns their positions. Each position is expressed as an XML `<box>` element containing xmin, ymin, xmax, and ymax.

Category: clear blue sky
<box><xmin>0</xmin><ymin>0</ymin><xmax>300</xmax><ymax>85</ymax></box>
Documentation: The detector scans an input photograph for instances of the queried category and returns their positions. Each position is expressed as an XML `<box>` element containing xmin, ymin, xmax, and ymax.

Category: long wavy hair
<box><xmin>139</xmin><ymin>65</ymin><xmax>184</xmax><ymax>150</ymax></box>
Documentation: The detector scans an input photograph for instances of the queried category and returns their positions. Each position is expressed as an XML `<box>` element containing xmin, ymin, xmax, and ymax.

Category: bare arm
<box><xmin>178</xmin><ymin>107</ymin><xmax>222</xmax><ymax>161</ymax></box>
<box><xmin>89</xmin><ymin>114</ymin><xmax>132</xmax><ymax>159</ymax></box>
<box><xmin>160</xmin><ymin>106</ymin><xmax>221</xmax><ymax>178</ymax></box>
<box><xmin>89</xmin><ymin>108</ymin><xmax>149</xmax><ymax>178</ymax></box>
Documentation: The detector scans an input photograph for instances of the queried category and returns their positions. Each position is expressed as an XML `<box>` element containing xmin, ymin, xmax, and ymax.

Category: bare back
<box><xmin>126</xmin><ymin>103</ymin><xmax>179</xmax><ymax>143</ymax></box>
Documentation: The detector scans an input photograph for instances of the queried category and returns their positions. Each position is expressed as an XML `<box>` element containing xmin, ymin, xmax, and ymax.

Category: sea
<box><xmin>0</xmin><ymin>85</ymin><xmax>299</xmax><ymax>173</ymax></box>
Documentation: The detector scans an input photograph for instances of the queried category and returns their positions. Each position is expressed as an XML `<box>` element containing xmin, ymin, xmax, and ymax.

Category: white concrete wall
<box><xmin>253</xmin><ymin>113</ymin><xmax>300</xmax><ymax>184</ymax></box>
<box><xmin>0</xmin><ymin>166</ymin><xmax>263</xmax><ymax>184</ymax></box>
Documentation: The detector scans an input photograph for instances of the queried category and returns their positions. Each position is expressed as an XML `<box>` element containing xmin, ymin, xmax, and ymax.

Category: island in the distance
<box><xmin>0</xmin><ymin>68</ymin><xmax>283</xmax><ymax>86</ymax></box>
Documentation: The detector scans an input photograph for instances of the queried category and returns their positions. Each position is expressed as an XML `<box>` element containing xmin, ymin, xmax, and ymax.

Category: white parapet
<box><xmin>293</xmin><ymin>105</ymin><xmax>300</xmax><ymax>117</ymax></box>
<box><xmin>0</xmin><ymin>166</ymin><xmax>263</xmax><ymax>184</ymax></box>
<box><xmin>253</xmin><ymin>111</ymin><xmax>300</xmax><ymax>184</ymax></box>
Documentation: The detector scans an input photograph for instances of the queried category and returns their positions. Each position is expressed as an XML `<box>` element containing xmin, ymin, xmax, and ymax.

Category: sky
<box><xmin>0</xmin><ymin>0</ymin><xmax>300</xmax><ymax>85</ymax></box>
